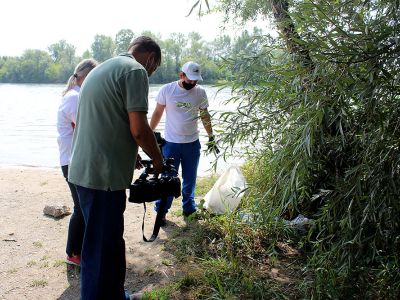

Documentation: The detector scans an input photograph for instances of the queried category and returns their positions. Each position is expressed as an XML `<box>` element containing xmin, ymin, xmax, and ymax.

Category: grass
<box><xmin>161</xmin><ymin>259</ymin><xmax>173</xmax><ymax>266</ymax></box>
<box><xmin>30</xmin><ymin>279</ymin><xmax>48</xmax><ymax>287</ymax></box>
<box><xmin>142</xmin><ymin>287</ymin><xmax>170</xmax><ymax>300</ymax></box>
<box><xmin>141</xmin><ymin>172</ymin><xmax>304</xmax><ymax>299</ymax></box>
<box><xmin>144</xmin><ymin>267</ymin><xmax>156</xmax><ymax>275</ymax></box>
<box><xmin>33</xmin><ymin>241</ymin><xmax>43</xmax><ymax>248</ymax></box>
<box><xmin>148</xmin><ymin>218</ymin><xmax>301</xmax><ymax>298</ymax></box>
<box><xmin>27</xmin><ymin>260</ymin><xmax>37</xmax><ymax>267</ymax></box>
<box><xmin>139</xmin><ymin>174</ymin><xmax>302</xmax><ymax>298</ymax></box>
<box><xmin>169</xmin><ymin>175</ymin><xmax>218</xmax><ymax>219</ymax></box>
<box><xmin>40</xmin><ymin>255</ymin><xmax>50</xmax><ymax>261</ymax></box>
<box><xmin>53</xmin><ymin>259</ymin><xmax>65</xmax><ymax>267</ymax></box>
<box><xmin>195</xmin><ymin>175</ymin><xmax>218</xmax><ymax>197</ymax></box>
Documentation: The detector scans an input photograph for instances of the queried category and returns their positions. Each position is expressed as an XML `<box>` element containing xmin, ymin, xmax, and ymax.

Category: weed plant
<box><xmin>162</xmin><ymin>211</ymin><xmax>301</xmax><ymax>299</ymax></box>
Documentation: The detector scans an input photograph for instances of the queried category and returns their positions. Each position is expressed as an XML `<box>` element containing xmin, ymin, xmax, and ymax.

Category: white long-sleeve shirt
<box><xmin>57</xmin><ymin>85</ymin><xmax>80</xmax><ymax>166</ymax></box>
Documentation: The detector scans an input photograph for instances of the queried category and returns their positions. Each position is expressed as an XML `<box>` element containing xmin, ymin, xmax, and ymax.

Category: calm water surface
<box><xmin>0</xmin><ymin>83</ymin><xmax>239</xmax><ymax>175</ymax></box>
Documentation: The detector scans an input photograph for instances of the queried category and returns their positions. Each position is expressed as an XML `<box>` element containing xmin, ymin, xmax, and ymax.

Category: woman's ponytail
<box><xmin>62</xmin><ymin>59</ymin><xmax>98</xmax><ymax>96</ymax></box>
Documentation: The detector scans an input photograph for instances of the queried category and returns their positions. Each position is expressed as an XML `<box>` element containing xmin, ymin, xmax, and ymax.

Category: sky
<box><xmin>0</xmin><ymin>0</ymin><xmax>270</xmax><ymax>57</ymax></box>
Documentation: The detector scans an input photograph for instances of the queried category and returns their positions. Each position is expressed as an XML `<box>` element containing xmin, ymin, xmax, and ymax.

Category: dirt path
<box><xmin>0</xmin><ymin>167</ymin><xmax>183</xmax><ymax>299</ymax></box>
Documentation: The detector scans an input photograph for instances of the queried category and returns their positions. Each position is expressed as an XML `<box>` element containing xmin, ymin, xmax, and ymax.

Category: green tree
<box><xmin>140</xmin><ymin>30</ymin><xmax>162</xmax><ymax>42</ymax></box>
<box><xmin>91</xmin><ymin>34</ymin><xmax>115</xmax><ymax>62</ymax></box>
<box><xmin>165</xmin><ymin>33</ymin><xmax>187</xmax><ymax>74</ymax></box>
<box><xmin>47</xmin><ymin>40</ymin><xmax>77</xmax><ymax>82</ymax></box>
<box><xmin>115</xmin><ymin>29</ymin><xmax>134</xmax><ymax>55</ymax></box>
<box><xmin>194</xmin><ymin>0</ymin><xmax>400</xmax><ymax>298</ymax></box>
<box><xmin>18</xmin><ymin>49</ymin><xmax>52</xmax><ymax>83</ymax></box>
<box><xmin>0</xmin><ymin>29</ymin><xmax>255</xmax><ymax>84</ymax></box>
<box><xmin>0</xmin><ymin>56</ymin><xmax>20</xmax><ymax>82</ymax></box>
<box><xmin>230</xmin><ymin>27</ymin><xmax>263</xmax><ymax>58</ymax></box>
<box><xmin>209</xmin><ymin>34</ymin><xmax>231</xmax><ymax>59</ymax></box>
<box><xmin>181</xmin><ymin>32</ymin><xmax>220</xmax><ymax>83</ymax></box>
<box><xmin>184</xmin><ymin>32</ymin><xmax>207</xmax><ymax>60</ymax></box>
<box><xmin>81</xmin><ymin>49</ymin><xmax>92</xmax><ymax>59</ymax></box>
<box><xmin>154</xmin><ymin>33</ymin><xmax>187</xmax><ymax>83</ymax></box>
<box><xmin>48</xmin><ymin>40</ymin><xmax>76</xmax><ymax>64</ymax></box>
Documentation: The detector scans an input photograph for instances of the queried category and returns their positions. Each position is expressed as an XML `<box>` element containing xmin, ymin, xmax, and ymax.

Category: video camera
<box><xmin>129</xmin><ymin>157</ymin><xmax>181</xmax><ymax>203</ymax></box>
<box><xmin>128</xmin><ymin>132</ymin><xmax>181</xmax><ymax>242</ymax></box>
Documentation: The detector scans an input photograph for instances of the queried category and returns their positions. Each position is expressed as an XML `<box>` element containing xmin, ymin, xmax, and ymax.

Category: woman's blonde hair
<box><xmin>62</xmin><ymin>59</ymin><xmax>98</xmax><ymax>96</ymax></box>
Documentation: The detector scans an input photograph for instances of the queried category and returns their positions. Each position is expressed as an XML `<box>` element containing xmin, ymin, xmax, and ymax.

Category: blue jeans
<box><xmin>155</xmin><ymin>139</ymin><xmax>201</xmax><ymax>215</ymax></box>
<box><xmin>76</xmin><ymin>185</ymin><xmax>126</xmax><ymax>300</ymax></box>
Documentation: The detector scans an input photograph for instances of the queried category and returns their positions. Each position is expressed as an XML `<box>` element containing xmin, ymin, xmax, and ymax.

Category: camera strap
<box><xmin>141</xmin><ymin>195</ymin><xmax>168</xmax><ymax>242</ymax></box>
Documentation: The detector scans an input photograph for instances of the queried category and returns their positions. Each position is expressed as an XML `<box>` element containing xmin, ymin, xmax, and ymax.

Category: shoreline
<box><xmin>0</xmin><ymin>163</ymin><xmax>59</xmax><ymax>171</ymax></box>
<box><xmin>0</xmin><ymin>160</ymin><xmax>231</xmax><ymax>177</ymax></box>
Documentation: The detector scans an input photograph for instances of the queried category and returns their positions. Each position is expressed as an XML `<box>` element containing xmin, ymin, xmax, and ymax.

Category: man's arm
<box><xmin>150</xmin><ymin>103</ymin><xmax>166</xmax><ymax>130</ymax></box>
<box><xmin>129</xmin><ymin>111</ymin><xmax>163</xmax><ymax>173</ymax></box>
<box><xmin>200</xmin><ymin>108</ymin><xmax>214</xmax><ymax>137</ymax></box>
<box><xmin>200</xmin><ymin>108</ymin><xmax>220</xmax><ymax>154</ymax></box>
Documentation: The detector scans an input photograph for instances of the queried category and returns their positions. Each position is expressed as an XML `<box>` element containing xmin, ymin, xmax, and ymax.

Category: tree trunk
<box><xmin>271</xmin><ymin>0</ymin><xmax>314</xmax><ymax>68</ymax></box>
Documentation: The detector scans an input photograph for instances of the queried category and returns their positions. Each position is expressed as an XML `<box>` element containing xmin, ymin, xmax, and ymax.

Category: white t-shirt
<box><xmin>156</xmin><ymin>81</ymin><xmax>209</xmax><ymax>143</ymax></box>
<box><xmin>57</xmin><ymin>85</ymin><xmax>80</xmax><ymax>166</ymax></box>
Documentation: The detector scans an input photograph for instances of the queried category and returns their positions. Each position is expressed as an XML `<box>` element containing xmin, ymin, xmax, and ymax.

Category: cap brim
<box><xmin>187</xmin><ymin>74</ymin><xmax>203</xmax><ymax>81</ymax></box>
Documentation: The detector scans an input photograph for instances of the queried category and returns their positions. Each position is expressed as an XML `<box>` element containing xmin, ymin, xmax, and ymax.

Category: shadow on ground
<box><xmin>125</xmin><ymin>218</ymin><xmax>183</xmax><ymax>294</ymax></box>
<box><xmin>57</xmin><ymin>264</ymin><xmax>80</xmax><ymax>299</ymax></box>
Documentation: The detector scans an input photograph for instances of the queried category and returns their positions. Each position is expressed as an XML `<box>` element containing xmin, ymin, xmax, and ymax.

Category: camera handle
<box><xmin>139</xmin><ymin>160</ymin><xmax>158</xmax><ymax>178</ymax></box>
<box><xmin>140</xmin><ymin>159</ymin><xmax>178</xmax><ymax>178</ymax></box>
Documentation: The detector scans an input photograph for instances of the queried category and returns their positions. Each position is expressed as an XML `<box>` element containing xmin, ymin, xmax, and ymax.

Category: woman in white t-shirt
<box><xmin>57</xmin><ymin>59</ymin><xmax>97</xmax><ymax>266</ymax></box>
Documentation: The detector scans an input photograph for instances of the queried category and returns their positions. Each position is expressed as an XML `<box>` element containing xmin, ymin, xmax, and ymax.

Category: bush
<box><xmin>216</xmin><ymin>0</ymin><xmax>400</xmax><ymax>297</ymax></box>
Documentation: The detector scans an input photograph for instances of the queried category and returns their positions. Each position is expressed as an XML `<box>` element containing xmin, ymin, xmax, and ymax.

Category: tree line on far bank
<box><xmin>0</xmin><ymin>28</ymin><xmax>263</xmax><ymax>85</ymax></box>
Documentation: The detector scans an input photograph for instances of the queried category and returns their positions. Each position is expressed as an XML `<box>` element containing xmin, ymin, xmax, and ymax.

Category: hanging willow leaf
<box><xmin>204</xmin><ymin>0</ymin><xmax>210</xmax><ymax>10</ymax></box>
<box><xmin>186</xmin><ymin>0</ymin><xmax>200</xmax><ymax>17</ymax></box>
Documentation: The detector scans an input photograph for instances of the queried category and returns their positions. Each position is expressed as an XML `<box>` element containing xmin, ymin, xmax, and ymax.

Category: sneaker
<box><xmin>66</xmin><ymin>255</ymin><xmax>81</xmax><ymax>266</ymax></box>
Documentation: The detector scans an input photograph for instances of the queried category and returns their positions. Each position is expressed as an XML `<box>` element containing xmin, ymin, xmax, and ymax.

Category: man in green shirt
<box><xmin>69</xmin><ymin>36</ymin><xmax>163</xmax><ymax>300</ymax></box>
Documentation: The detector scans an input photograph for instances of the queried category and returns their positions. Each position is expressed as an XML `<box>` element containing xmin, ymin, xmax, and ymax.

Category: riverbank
<box><xmin>0</xmin><ymin>166</ymin><xmax>187</xmax><ymax>299</ymax></box>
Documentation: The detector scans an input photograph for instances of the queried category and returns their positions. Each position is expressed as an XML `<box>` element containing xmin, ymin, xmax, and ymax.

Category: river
<box><xmin>0</xmin><ymin>83</ymin><xmax>239</xmax><ymax>176</ymax></box>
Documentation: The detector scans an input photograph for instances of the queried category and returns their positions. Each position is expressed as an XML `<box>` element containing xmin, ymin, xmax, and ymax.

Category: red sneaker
<box><xmin>66</xmin><ymin>255</ymin><xmax>81</xmax><ymax>266</ymax></box>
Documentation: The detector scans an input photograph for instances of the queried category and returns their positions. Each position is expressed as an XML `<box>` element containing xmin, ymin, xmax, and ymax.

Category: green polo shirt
<box><xmin>68</xmin><ymin>54</ymin><xmax>148</xmax><ymax>191</ymax></box>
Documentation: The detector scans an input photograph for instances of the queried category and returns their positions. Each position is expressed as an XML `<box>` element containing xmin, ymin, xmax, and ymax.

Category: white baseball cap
<box><xmin>181</xmin><ymin>61</ymin><xmax>203</xmax><ymax>81</ymax></box>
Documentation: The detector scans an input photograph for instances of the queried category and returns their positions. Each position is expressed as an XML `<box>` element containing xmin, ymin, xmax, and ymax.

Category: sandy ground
<box><xmin>0</xmin><ymin>167</ymin><xmax>185</xmax><ymax>300</ymax></box>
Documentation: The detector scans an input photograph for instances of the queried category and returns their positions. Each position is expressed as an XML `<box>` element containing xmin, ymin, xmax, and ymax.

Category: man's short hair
<box><xmin>128</xmin><ymin>36</ymin><xmax>161</xmax><ymax>66</ymax></box>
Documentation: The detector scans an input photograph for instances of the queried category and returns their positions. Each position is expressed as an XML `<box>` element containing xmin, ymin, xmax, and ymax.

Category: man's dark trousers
<box><xmin>76</xmin><ymin>185</ymin><xmax>127</xmax><ymax>300</ymax></box>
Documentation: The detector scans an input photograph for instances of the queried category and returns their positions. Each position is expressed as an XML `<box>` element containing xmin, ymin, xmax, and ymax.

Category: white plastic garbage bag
<box><xmin>203</xmin><ymin>165</ymin><xmax>247</xmax><ymax>214</ymax></box>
